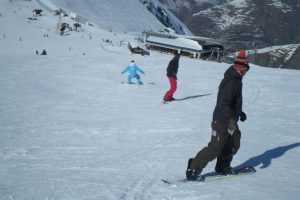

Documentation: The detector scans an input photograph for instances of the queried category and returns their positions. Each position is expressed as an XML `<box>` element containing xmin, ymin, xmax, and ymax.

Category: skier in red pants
<box><xmin>163</xmin><ymin>52</ymin><xmax>180</xmax><ymax>101</ymax></box>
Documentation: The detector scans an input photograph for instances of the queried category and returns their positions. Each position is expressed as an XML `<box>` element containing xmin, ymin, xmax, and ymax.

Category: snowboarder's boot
<box><xmin>186</xmin><ymin>158</ymin><xmax>204</xmax><ymax>181</ymax></box>
<box><xmin>163</xmin><ymin>97</ymin><xmax>176</xmax><ymax>101</ymax></box>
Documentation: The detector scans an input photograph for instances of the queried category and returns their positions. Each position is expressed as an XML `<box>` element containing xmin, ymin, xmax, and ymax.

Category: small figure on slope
<box><xmin>186</xmin><ymin>50</ymin><xmax>250</xmax><ymax>181</ymax></box>
<box><xmin>163</xmin><ymin>51</ymin><xmax>180</xmax><ymax>101</ymax></box>
<box><xmin>121</xmin><ymin>60</ymin><xmax>145</xmax><ymax>85</ymax></box>
<box><xmin>41</xmin><ymin>49</ymin><xmax>47</xmax><ymax>55</ymax></box>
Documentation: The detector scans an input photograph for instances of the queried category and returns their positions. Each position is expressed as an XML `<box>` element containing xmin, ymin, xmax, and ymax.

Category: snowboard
<box><xmin>121</xmin><ymin>81</ymin><xmax>155</xmax><ymax>85</ymax></box>
<box><xmin>161</xmin><ymin>166</ymin><xmax>256</xmax><ymax>185</ymax></box>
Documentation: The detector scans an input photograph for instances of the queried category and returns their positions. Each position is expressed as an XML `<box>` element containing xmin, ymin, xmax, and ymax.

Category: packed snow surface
<box><xmin>0</xmin><ymin>1</ymin><xmax>299</xmax><ymax>200</ymax></box>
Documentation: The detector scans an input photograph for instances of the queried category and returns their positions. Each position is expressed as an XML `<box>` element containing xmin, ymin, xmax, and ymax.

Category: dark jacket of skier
<box><xmin>213</xmin><ymin>65</ymin><xmax>243</xmax><ymax>124</ymax></box>
<box><xmin>166</xmin><ymin>54</ymin><xmax>180</xmax><ymax>79</ymax></box>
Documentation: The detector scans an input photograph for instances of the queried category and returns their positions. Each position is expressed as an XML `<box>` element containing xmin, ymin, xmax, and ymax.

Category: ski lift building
<box><xmin>146</xmin><ymin>36</ymin><xmax>202</xmax><ymax>58</ymax></box>
<box><xmin>144</xmin><ymin>31</ymin><xmax>224</xmax><ymax>59</ymax></box>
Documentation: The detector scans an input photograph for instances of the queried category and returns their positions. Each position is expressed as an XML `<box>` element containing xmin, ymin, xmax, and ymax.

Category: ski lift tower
<box><xmin>56</xmin><ymin>9</ymin><xmax>63</xmax><ymax>34</ymax></box>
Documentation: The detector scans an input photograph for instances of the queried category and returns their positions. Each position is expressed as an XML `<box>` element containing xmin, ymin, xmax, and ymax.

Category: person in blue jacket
<box><xmin>121</xmin><ymin>60</ymin><xmax>145</xmax><ymax>84</ymax></box>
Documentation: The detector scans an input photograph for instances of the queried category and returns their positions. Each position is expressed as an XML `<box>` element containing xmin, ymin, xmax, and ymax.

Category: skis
<box><xmin>161</xmin><ymin>167</ymin><xmax>256</xmax><ymax>185</ymax></box>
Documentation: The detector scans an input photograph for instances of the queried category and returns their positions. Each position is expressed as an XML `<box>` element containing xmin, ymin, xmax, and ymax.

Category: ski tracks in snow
<box><xmin>107</xmin><ymin>126</ymin><xmax>224</xmax><ymax>200</ymax></box>
<box><xmin>120</xmin><ymin>178</ymin><xmax>223</xmax><ymax>200</ymax></box>
<box><xmin>120</xmin><ymin>179</ymin><xmax>157</xmax><ymax>200</ymax></box>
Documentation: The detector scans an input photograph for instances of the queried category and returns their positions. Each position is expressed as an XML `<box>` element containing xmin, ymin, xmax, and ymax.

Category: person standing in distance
<box><xmin>163</xmin><ymin>51</ymin><xmax>180</xmax><ymax>101</ymax></box>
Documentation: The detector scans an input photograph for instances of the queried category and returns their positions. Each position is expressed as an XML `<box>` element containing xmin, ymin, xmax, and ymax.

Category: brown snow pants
<box><xmin>190</xmin><ymin>120</ymin><xmax>241</xmax><ymax>173</ymax></box>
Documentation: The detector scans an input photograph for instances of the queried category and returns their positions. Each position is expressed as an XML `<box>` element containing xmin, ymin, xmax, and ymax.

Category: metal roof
<box><xmin>146</xmin><ymin>36</ymin><xmax>202</xmax><ymax>52</ymax></box>
<box><xmin>144</xmin><ymin>31</ymin><xmax>223</xmax><ymax>47</ymax></box>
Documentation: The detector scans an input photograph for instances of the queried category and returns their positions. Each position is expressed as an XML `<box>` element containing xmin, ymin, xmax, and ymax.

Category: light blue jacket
<box><xmin>121</xmin><ymin>64</ymin><xmax>145</xmax><ymax>77</ymax></box>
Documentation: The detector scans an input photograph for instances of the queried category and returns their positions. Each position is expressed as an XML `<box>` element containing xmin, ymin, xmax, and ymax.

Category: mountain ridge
<box><xmin>159</xmin><ymin>0</ymin><xmax>300</xmax><ymax>69</ymax></box>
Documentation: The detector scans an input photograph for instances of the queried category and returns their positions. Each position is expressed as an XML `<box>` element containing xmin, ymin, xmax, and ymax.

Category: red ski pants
<box><xmin>164</xmin><ymin>77</ymin><xmax>177</xmax><ymax>100</ymax></box>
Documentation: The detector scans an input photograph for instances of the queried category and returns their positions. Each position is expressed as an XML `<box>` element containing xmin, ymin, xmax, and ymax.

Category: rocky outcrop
<box><xmin>158</xmin><ymin>0</ymin><xmax>230</xmax><ymax>21</ymax></box>
<box><xmin>286</xmin><ymin>46</ymin><xmax>300</xmax><ymax>69</ymax></box>
<box><xmin>252</xmin><ymin>44</ymin><xmax>300</xmax><ymax>69</ymax></box>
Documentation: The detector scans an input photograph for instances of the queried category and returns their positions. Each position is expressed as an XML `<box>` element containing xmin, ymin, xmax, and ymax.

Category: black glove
<box><xmin>228</xmin><ymin>119</ymin><xmax>237</xmax><ymax>135</ymax></box>
<box><xmin>240</xmin><ymin>111</ymin><xmax>247</xmax><ymax>122</ymax></box>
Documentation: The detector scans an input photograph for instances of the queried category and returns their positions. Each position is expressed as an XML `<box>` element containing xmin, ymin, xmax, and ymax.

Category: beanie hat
<box><xmin>234</xmin><ymin>50</ymin><xmax>250</xmax><ymax>71</ymax></box>
<box><xmin>130</xmin><ymin>60</ymin><xmax>135</xmax><ymax>67</ymax></box>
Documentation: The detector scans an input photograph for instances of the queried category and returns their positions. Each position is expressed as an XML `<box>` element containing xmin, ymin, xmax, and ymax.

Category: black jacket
<box><xmin>166</xmin><ymin>55</ymin><xmax>180</xmax><ymax>79</ymax></box>
<box><xmin>213</xmin><ymin>66</ymin><xmax>244</xmax><ymax>124</ymax></box>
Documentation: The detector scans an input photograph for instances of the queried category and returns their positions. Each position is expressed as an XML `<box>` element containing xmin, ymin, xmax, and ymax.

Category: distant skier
<box><xmin>163</xmin><ymin>51</ymin><xmax>180</xmax><ymax>101</ymax></box>
<box><xmin>121</xmin><ymin>60</ymin><xmax>145</xmax><ymax>85</ymax></box>
<box><xmin>186</xmin><ymin>50</ymin><xmax>250</xmax><ymax>181</ymax></box>
<box><xmin>41</xmin><ymin>49</ymin><xmax>47</xmax><ymax>55</ymax></box>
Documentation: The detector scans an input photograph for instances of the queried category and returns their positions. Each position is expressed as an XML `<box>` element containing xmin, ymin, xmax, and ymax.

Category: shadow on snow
<box><xmin>202</xmin><ymin>142</ymin><xmax>300</xmax><ymax>177</ymax></box>
<box><xmin>235</xmin><ymin>142</ymin><xmax>300</xmax><ymax>169</ymax></box>
<box><xmin>176</xmin><ymin>94</ymin><xmax>212</xmax><ymax>101</ymax></box>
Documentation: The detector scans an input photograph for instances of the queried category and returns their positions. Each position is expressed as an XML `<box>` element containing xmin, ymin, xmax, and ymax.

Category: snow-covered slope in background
<box><xmin>0</xmin><ymin>1</ymin><xmax>300</xmax><ymax>200</ymax></box>
<box><xmin>256</xmin><ymin>44</ymin><xmax>300</xmax><ymax>62</ymax></box>
<box><xmin>47</xmin><ymin>0</ymin><xmax>164</xmax><ymax>33</ymax></box>
<box><xmin>37</xmin><ymin>0</ymin><xmax>191</xmax><ymax>34</ymax></box>
<box><xmin>252</xmin><ymin>44</ymin><xmax>300</xmax><ymax>69</ymax></box>
<box><xmin>140</xmin><ymin>0</ymin><xmax>193</xmax><ymax>35</ymax></box>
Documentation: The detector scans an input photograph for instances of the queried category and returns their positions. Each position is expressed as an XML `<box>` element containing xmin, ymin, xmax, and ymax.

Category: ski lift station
<box><xmin>144</xmin><ymin>31</ymin><xmax>224</xmax><ymax>59</ymax></box>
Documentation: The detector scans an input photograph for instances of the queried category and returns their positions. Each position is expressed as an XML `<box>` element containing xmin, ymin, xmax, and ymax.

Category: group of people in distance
<box><xmin>121</xmin><ymin>50</ymin><xmax>251</xmax><ymax>181</ymax></box>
